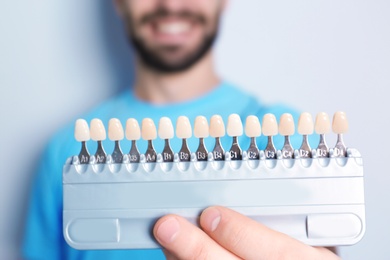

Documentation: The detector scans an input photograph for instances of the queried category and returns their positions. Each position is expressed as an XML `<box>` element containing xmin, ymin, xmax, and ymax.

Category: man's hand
<box><xmin>154</xmin><ymin>206</ymin><xmax>340</xmax><ymax>260</ymax></box>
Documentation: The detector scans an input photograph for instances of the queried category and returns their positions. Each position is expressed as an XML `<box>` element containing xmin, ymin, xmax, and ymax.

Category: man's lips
<box><xmin>157</xmin><ymin>21</ymin><xmax>192</xmax><ymax>35</ymax></box>
<box><xmin>149</xmin><ymin>19</ymin><xmax>196</xmax><ymax>45</ymax></box>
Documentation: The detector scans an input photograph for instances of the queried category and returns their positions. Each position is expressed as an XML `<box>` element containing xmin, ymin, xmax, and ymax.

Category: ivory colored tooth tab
<box><xmin>315</xmin><ymin>112</ymin><xmax>331</xmax><ymax>134</ymax></box>
<box><xmin>210</xmin><ymin>115</ymin><xmax>225</xmax><ymax>161</ymax></box>
<box><xmin>176</xmin><ymin>116</ymin><xmax>192</xmax><ymax>139</ymax></box>
<box><xmin>279</xmin><ymin>113</ymin><xmax>295</xmax><ymax>136</ymax></box>
<box><xmin>158</xmin><ymin>117</ymin><xmax>174</xmax><ymax>139</ymax></box>
<box><xmin>227</xmin><ymin>114</ymin><xmax>243</xmax><ymax>137</ymax></box>
<box><xmin>90</xmin><ymin>119</ymin><xmax>106</xmax><ymax>141</ymax></box>
<box><xmin>194</xmin><ymin>116</ymin><xmax>209</xmax><ymax>161</ymax></box>
<box><xmin>262</xmin><ymin>114</ymin><xmax>277</xmax><ymax>159</ymax></box>
<box><xmin>210</xmin><ymin>115</ymin><xmax>225</xmax><ymax>137</ymax></box>
<box><xmin>142</xmin><ymin>118</ymin><xmax>157</xmax><ymax>162</ymax></box>
<box><xmin>126</xmin><ymin>118</ymin><xmax>141</xmax><ymax>140</ymax></box>
<box><xmin>245</xmin><ymin>115</ymin><xmax>261</xmax><ymax>138</ymax></box>
<box><xmin>108</xmin><ymin>118</ymin><xmax>124</xmax><ymax>141</ymax></box>
<box><xmin>194</xmin><ymin>116</ymin><xmax>209</xmax><ymax>138</ymax></box>
<box><xmin>141</xmin><ymin>118</ymin><xmax>157</xmax><ymax>140</ymax></box>
<box><xmin>279</xmin><ymin>113</ymin><xmax>295</xmax><ymax>159</ymax></box>
<box><xmin>245</xmin><ymin>115</ymin><xmax>260</xmax><ymax>160</ymax></box>
<box><xmin>262</xmin><ymin>114</ymin><xmax>278</xmax><ymax>136</ymax></box>
<box><xmin>74</xmin><ymin>119</ymin><xmax>90</xmax><ymax>164</ymax></box>
<box><xmin>108</xmin><ymin>118</ymin><xmax>124</xmax><ymax>163</ymax></box>
<box><xmin>75</xmin><ymin>119</ymin><xmax>90</xmax><ymax>142</ymax></box>
<box><xmin>332</xmin><ymin>111</ymin><xmax>348</xmax><ymax>134</ymax></box>
<box><xmin>90</xmin><ymin>118</ymin><xmax>107</xmax><ymax>163</ymax></box>
<box><xmin>125</xmin><ymin>118</ymin><xmax>141</xmax><ymax>163</ymax></box>
<box><xmin>298</xmin><ymin>112</ymin><xmax>314</xmax><ymax>135</ymax></box>
<box><xmin>159</xmin><ymin>117</ymin><xmax>174</xmax><ymax>162</ymax></box>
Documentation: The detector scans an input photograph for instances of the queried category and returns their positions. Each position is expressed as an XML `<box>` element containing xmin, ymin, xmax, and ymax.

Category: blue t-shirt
<box><xmin>22</xmin><ymin>82</ymin><xmax>310</xmax><ymax>260</ymax></box>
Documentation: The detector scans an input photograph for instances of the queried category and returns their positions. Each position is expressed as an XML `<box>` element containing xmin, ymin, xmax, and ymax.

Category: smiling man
<box><xmin>115</xmin><ymin>0</ymin><xmax>223</xmax><ymax>104</ymax></box>
<box><xmin>22</xmin><ymin>0</ymin><xmax>338</xmax><ymax>259</ymax></box>
<box><xmin>120</xmin><ymin>0</ymin><xmax>220</xmax><ymax>73</ymax></box>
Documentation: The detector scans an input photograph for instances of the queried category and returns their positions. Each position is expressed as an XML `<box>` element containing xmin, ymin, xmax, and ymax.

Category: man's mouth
<box><xmin>136</xmin><ymin>8</ymin><xmax>207</xmax><ymax>46</ymax></box>
<box><xmin>148</xmin><ymin>18</ymin><xmax>197</xmax><ymax>46</ymax></box>
<box><xmin>157</xmin><ymin>21</ymin><xmax>192</xmax><ymax>35</ymax></box>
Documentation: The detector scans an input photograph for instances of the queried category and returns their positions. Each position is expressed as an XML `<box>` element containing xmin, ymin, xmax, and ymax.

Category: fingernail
<box><xmin>203</xmin><ymin>207</ymin><xmax>221</xmax><ymax>232</ymax></box>
<box><xmin>156</xmin><ymin>217</ymin><xmax>180</xmax><ymax>244</ymax></box>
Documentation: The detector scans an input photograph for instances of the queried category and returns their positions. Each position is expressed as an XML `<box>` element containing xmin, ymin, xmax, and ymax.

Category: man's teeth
<box><xmin>158</xmin><ymin>22</ymin><xmax>191</xmax><ymax>35</ymax></box>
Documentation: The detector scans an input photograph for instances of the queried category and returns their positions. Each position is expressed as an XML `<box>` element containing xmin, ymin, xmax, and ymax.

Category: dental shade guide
<box><xmin>65</xmin><ymin>112</ymin><xmax>365</xmax><ymax>250</ymax></box>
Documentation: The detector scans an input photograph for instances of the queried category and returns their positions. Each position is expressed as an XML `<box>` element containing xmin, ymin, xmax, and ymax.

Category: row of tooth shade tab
<box><xmin>74</xmin><ymin>112</ymin><xmax>349</xmax><ymax>164</ymax></box>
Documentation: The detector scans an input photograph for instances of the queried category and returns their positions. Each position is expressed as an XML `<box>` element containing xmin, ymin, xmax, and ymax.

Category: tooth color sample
<box><xmin>176</xmin><ymin>116</ymin><xmax>192</xmax><ymax>139</ymax></box>
<box><xmin>332</xmin><ymin>111</ymin><xmax>349</xmax><ymax>134</ymax></box>
<box><xmin>315</xmin><ymin>112</ymin><xmax>331</xmax><ymax>134</ymax></box>
<box><xmin>126</xmin><ymin>118</ymin><xmax>141</xmax><ymax>140</ymax></box>
<box><xmin>194</xmin><ymin>116</ymin><xmax>209</xmax><ymax>138</ymax></box>
<box><xmin>298</xmin><ymin>112</ymin><xmax>314</xmax><ymax>135</ymax></box>
<box><xmin>158</xmin><ymin>117</ymin><xmax>174</xmax><ymax>139</ymax></box>
<box><xmin>210</xmin><ymin>115</ymin><xmax>225</xmax><ymax>137</ymax></box>
<box><xmin>279</xmin><ymin>113</ymin><xmax>295</xmax><ymax>136</ymax></box>
<box><xmin>90</xmin><ymin>119</ymin><xmax>106</xmax><ymax>141</ymax></box>
<box><xmin>262</xmin><ymin>114</ymin><xmax>278</xmax><ymax>136</ymax></box>
<box><xmin>245</xmin><ymin>116</ymin><xmax>261</xmax><ymax>137</ymax></box>
<box><xmin>108</xmin><ymin>118</ymin><xmax>124</xmax><ymax>141</ymax></box>
<box><xmin>141</xmin><ymin>118</ymin><xmax>157</xmax><ymax>140</ymax></box>
<box><xmin>75</xmin><ymin>119</ymin><xmax>90</xmax><ymax>142</ymax></box>
<box><xmin>227</xmin><ymin>114</ymin><xmax>243</xmax><ymax>137</ymax></box>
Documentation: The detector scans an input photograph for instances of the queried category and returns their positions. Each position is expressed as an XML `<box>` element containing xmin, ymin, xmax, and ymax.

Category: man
<box><xmin>23</xmin><ymin>0</ymin><xmax>338</xmax><ymax>259</ymax></box>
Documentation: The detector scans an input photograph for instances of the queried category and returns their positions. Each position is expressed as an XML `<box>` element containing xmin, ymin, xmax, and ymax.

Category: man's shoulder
<box><xmin>219</xmin><ymin>81</ymin><xmax>256</xmax><ymax>100</ymax></box>
<box><xmin>258</xmin><ymin>103</ymin><xmax>300</xmax><ymax>118</ymax></box>
<box><xmin>81</xmin><ymin>90</ymin><xmax>133</xmax><ymax>120</ymax></box>
<box><xmin>220</xmin><ymin>81</ymin><xmax>300</xmax><ymax>118</ymax></box>
<box><xmin>45</xmin><ymin>91</ymin><xmax>133</xmax><ymax>161</ymax></box>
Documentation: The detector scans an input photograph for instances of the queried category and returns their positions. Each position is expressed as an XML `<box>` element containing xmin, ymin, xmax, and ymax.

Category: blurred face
<box><xmin>116</xmin><ymin>0</ymin><xmax>225</xmax><ymax>72</ymax></box>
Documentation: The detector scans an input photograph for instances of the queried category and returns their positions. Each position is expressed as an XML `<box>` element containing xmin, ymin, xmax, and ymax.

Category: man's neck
<box><xmin>133</xmin><ymin>52</ymin><xmax>220</xmax><ymax>104</ymax></box>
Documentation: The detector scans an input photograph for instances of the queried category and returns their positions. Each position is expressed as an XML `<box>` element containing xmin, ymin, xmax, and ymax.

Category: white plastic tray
<box><xmin>63</xmin><ymin>149</ymin><xmax>365</xmax><ymax>250</ymax></box>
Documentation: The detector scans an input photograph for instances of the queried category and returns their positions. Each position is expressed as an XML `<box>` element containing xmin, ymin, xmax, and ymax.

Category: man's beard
<box><xmin>124</xmin><ymin>8</ymin><xmax>220</xmax><ymax>73</ymax></box>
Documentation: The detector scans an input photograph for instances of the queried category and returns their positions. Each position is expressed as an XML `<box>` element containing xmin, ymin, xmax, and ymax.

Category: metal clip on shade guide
<box><xmin>141</xmin><ymin>118</ymin><xmax>157</xmax><ymax>163</ymax></box>
<box><xmin>194</xmin><ymin>116</ymin><xmax>209</xmax><ymax>161</ymax></box>
<box><xmin>262</xmin><ymin>114</ymin><xmax>278</xmax><ymax>159</ymax></box>
<box><xmin>108</xmin><ymin>118</ymin><xmax>124</xmax><ymax>163</ymax></box>
<box><xmin>210</xmin><ymin>115</ymin><xmax>225</xmax><ymax>161</ymax></box>
<box><xmin>298</xmin><ymin>112</ymin><xmax>314</xmax><ymax>158</ymax></box>
<box><xmin>279</xmin><ymin>113</ymin><xmax>295</xmax><ymax>159</ymax></box>
<box><xmin>332</xmin><ymin>111</ymin><xmax>349</xmax><ymax>157</ymax></box>
<box><xmin>126</xmin><ymin>118</ymin><xmax>141</xmax><ymax>163</ymax></box>
<box><xmin>74</xmin><ymin>119</ymin><xmax>91</xmax><ymax>164</ymax></box>
<box><xmin>315</xmin><ymin>112</ymin><xmax>331</xmax><ymax>158</ymax></box>
<box><xmin>227</xmin><ymin>114</ymin><xmax>243</xmax><ymax>160</ymax></box>
<box><xmin>176</xmin><ymin>116</ymin><xmax>192</xmax><ymax>162</ymax></box>
<box><xmin>158</xmin><ymin>117</ymin><xmax>174</xmax><ymax>162</ymax></box>
<box><xmin>245</xmin><ymin>115</ymin><xmax>261</xmax><ymax>160</ymax></box>
<box><xmin>90</xmin><ymin>118</ymin><xmax>107</xmax><ymax>163</ymax></box>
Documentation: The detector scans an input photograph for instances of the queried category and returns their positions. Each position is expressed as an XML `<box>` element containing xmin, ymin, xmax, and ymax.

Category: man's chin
<box><xmin>131</xmin><ymin>28</ymin><xmax>217</xmax><ymax>73</ymax></box>
<box><xmin>142</xmin><ymin>58</ymin><xmax>200</xmax><ymax>73</ymax></box>
<box><xmin>138</xmin><ymin>44</ymin><xmax>214</xmax><ymax>72</ymax></box>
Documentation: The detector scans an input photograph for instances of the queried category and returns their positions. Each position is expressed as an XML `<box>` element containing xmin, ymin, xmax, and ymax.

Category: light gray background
<box><xmin>0</xmin><ymin>0</ymin><xmax>388</xmax><ymax>259</ymax></box>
